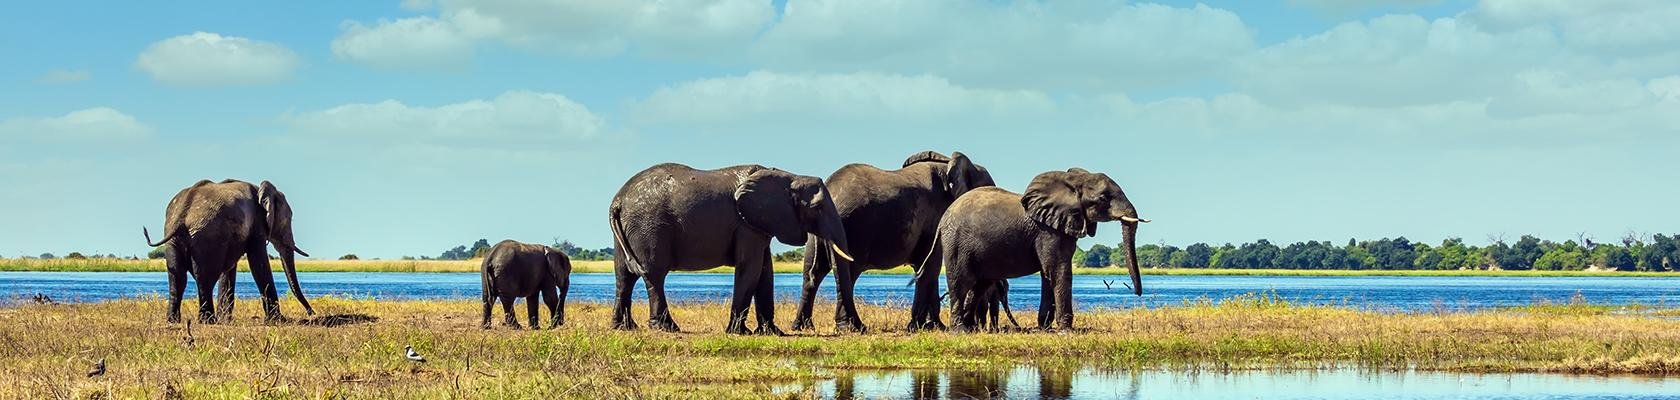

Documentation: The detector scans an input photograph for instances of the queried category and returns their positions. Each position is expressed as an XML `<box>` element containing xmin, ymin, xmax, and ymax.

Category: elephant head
<box><xmin>901</xmin><ymin>150</ymin><xmax>996</xmax><ymax>199</ymax></box>
<box><xmin>735</xmin><ymin>168</ymin><xmax>854</xmax><ymax>262</ymax></box>
<box><xmin>257</xmin><ymin>181</ymin><xmax>314</xmax><ymax>315</ymax></box>
<box><xmin>1021</xmin><ymin>168</ymin><xmax>1148</xmax><ymax>295</ymax></box>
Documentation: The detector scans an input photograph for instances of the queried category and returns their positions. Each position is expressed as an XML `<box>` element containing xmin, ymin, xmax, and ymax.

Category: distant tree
<box><xmin>339</xmin><ymin>254</ymin><xmax>360</xmax><ymax>260</ymax></box>
<box><xmin>64</xmin><ymin>252</ymin><xmax>87</xmax><ymax>260</ymax></box>
<box><xmin>1180</xmin><ymin>243</ymin><xmax>1213</xmax><ymax>268</ymax></box>
<box><xmin>1071</xmin><ymin>247</ymin><xmax>1086</xmax><ymax>267</ymax></box>
<box><xmin>400</xmin><ymin>256</ymin><xmax>417</xmax><ymax>261</ymax></box>
<box><xmin>1595</xmin><ymin>245</ymin><xmax>1637</xmax><ymax>271</ymax></box>
<box><xmin>1081</xmin><ymin>244</ymin><xmax>1113</xmax><ymax>268</ymax></box>
<box><xmin>147</xmin><ymin>247</ymin><xmax>168</xmax><ymax>259</ymax></box>
<box><xmin>1135</xmin><ymin>244</ymin><xmax>1165</xmax><ymax>267</ymax></box>
<box><xmin>773</xmin><ymin>248</ymin><xmax>805</xmax><ymax>263</ymax></box>
<box><xmin>469</xmin><ymin>239</ymin><xmax>493</xmax><ymax>258</ymax></box>
<box><xmin>39</xmin><ymin>253</ymin><xmax>55</xmax><ymax>260</ymax></box>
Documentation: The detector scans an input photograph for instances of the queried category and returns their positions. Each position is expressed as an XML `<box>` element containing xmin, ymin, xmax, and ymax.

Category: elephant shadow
<box><xmin>297</xmin><ymin>313</ymin><xmax>379</xmax><ymax>328</ymax></box>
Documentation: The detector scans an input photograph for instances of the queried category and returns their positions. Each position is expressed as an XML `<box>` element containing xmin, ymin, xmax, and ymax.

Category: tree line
<box><xmin>1073</xmin><ymin>234</ymin><xmax>1679</xmax><ymax>271</ymax></box>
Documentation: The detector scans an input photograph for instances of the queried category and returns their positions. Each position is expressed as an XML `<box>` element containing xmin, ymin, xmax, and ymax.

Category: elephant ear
<box><xmin>1022</xmin><ymin>171</ymin><xmax>1093</xmax><ymax>238</ymax></box>
<box><xmin>944</xmin><ymin>151</ymin><xmax>978</xmax><ymax>199</ymax></box>
<box><xmin>902</xmin><ymin>150</ymin><xmax>950</xmax><ymax>167</ymax></box>
<box><xmin>735</xmin><ymin>168</ymin><xmax>807</xmax><ymax>246</ymax></box>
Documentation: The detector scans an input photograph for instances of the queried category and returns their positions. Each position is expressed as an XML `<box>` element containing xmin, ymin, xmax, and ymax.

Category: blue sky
<box><xmin>3</xmin><ymin>0</ymin><xmax>1677</xmax><ymax>259</ymax></box>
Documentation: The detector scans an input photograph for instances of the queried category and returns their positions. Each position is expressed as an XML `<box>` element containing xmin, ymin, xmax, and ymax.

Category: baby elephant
<box><xmin>481</xmin><ymin>240</ymin><xmax>572</xmax><ymax>329</ymax></box>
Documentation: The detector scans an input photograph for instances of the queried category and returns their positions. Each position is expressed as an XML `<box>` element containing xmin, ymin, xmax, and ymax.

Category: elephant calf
<box><xmin>481</xmin><ymin>240</ymin><xmax>572</xmax><ymax>329</ymax></box>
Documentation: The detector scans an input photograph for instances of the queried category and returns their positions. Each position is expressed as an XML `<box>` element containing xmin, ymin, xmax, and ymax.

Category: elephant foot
<box><xmin>755</xmin><ymin>323</ymin><xmax>787</xmax><ymax>336</ymax></box>
<box><xmin>647</xmin><ymin>318</ymin><xmax>680</xmax><ymax>333</ymax></box>
<box><xmin>197</xmin><ymin>315</ymin><xmax>219</xmax><ymax>325</ymax></box>
<box><xmin>502</xmin><ymin>319</ymin><xmax>523</xmax><ymax>330</ymax></box>
<box><xmin>548</xmin><ymin>319</ymin><xmax>564</xmax><ymax>330</ymax></box>
<box><xmin>613</xmin><ymin>320</ymin><xmax>639</xmax><ymax>331</ymax></box>
<box><xmin>166</xmin><ymin>314</ymin><xmax>182</xmax><ymax>324</ymax></box>
<box><xmin>789</xmin><ymin>315</ymin><xmax>815</xmax><ymax>332</ymax></box>
<box><xmin>835</xmin><ymin>318</ymin><xmax>868</xmax><ymax>334</ymax></box>
<box><xmin>480</xmin><ymin>322</ymin><xmax>492</xmax><ymax>330</ymax></box>
<box><xmin>725</xmin><ymin>323</ymin><xmax>752</xmax><ymax>335</ymax></box>
<box><xmin>905</xmin><ymin>319</ymin><xmax>942</xmax><ymax>333</ymax></box>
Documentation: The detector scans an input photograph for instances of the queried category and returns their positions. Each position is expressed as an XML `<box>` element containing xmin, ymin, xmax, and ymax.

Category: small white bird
<box><xmin>86</xmin><ymin>358</ymin><xmax>105</xmax><ymax>378</ymax></box>
<box><xmin>404</xmin><ymin>345</ymin><xmax>426</xmax><ymax>363</ymax></box>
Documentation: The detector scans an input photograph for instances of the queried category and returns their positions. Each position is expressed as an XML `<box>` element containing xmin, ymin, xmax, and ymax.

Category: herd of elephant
<box><xmin>143</xmin><ymin>151</ymin><xmax>1148</xmax><ymax>334</ymax></box>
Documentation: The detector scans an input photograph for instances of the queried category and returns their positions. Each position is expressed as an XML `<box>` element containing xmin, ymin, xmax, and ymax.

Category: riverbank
<box><xmin>5</xmin><ymin>295</ymin><xmax>1680</xmax><ymax>398</ymax></box>
<box><xmin>4</xmin><ymin>258</ymin><xmax>1676</xmax><ymax>277</ymax></box>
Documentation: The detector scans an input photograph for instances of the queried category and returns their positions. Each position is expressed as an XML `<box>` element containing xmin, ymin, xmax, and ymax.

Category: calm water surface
<box><xmin>788</xmin><ymin>367</ymin><xmax>1680</xmax><ymax>400</ymax></box>
<box><xmin>5</xmin><ymin>271</ymin><xmax>1680</xmax><ymax>311</ymax></box>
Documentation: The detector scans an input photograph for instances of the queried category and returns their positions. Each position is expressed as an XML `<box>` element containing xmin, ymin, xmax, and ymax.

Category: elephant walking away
<box><xmin>144</xmin><ymin>179</ymin><xmax>313</xmax><ymax>324</ymax></box>
<box><xmin>609</xmin><ymin>163</ymin><xmax>854</xmax><ymax>334</ymax></box>
<box><xmin>481</xmin><ymin>240</ymin><xmax>573</xmax><ymax>329</ymax></box>
<box><xmin>792</xmin><ymin>151</ymin><xmax>994</xmax><ymax>333</ymax></box>
<box><xmin>932</xmin><ymin>169</ymin><xmax>1148</xmax><ymax>332</ymax></box>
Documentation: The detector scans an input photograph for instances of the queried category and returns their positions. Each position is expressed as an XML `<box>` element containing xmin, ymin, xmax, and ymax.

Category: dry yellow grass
<box><xmin>4</xmin><ymin>294</ymin><xmax>1680</xmax><ymax>398</ymax></box>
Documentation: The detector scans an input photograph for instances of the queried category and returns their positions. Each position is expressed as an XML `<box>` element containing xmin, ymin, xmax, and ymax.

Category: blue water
<box><xmin>788</xmin><ymin>367</ymin><xmax>1680</xmax><ymax>400</ymax></box>
<box><xmin>6</xmin><ymin>271</ymin><xmax>1680</xmax><ymax>312</ymax></box>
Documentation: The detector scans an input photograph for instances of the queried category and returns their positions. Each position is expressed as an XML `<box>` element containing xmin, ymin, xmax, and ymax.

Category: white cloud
<box><xmin>753</xmin><ymin>0</ymin><xmax>1253</xmax><ymax>92</ymax></box>
<box><xmin>1469</xmin><ymin>0</ymin><xmax>1680</xmax><ymax>55</ymax></box>
<box><xmin>332</xmin><ymin>17</ymin><xmax>473</xmax><ymax>71</ymax></box>
<box><xmin>331</xmin><ymin>0</ymin><xmax>775</xmax><ymax>67</ymax></box>
<box><xmin>632</xmin><ymin>71</ymin><xmax>1055</xmax><ymax>129</ymax></box>
<box><xmin>1287</xmin><ymin>0</ymin><xmax>1442</xmax><ymax>15</ymax></box>
<box><xmin>401</xmin><ymin>0</ymin><xmax>434</xmax><ymax>11</ymax></box>
<box><xmin>283</xmin><ymin>90</ymin><xmax>605</xmax><ymax>148</ymax></box>
<box><xmin>0</xmin><ymin>108</ymin><xmax>152</xmax><ymax>142</ymax></box>
<box><xmin>35</xmin><ymin>69</ymin><xmax>90</xmax><ymax>84</ymax></box>
<box><xmin>135</xmin><ymin>32</ymin><xmax>300</xmax><ymax>86</ymax></box>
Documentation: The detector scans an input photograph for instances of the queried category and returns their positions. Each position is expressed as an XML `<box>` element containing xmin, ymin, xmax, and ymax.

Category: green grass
<box><xmin>6</xmin><ymin>293</ymin><xmax>1680</xmax><ymax>398</ymax></box>
<box><xmin>5</xmin><ymin>257</ymin><xmax>1676</xmax><ymax>277</ymax></box>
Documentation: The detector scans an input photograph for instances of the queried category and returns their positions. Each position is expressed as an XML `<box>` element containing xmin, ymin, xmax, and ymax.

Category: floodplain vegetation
<box><xmin>4</xmin><ymin>257</ymin><xmax>1675</xmax><ymax>277</ymax></box>
<box><xmin>4</xmin><ymin>293</ymin><xmax>1680</xmax><ymax>399</ymax></box>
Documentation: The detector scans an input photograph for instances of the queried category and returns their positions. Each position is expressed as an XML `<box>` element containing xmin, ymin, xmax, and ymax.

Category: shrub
<box><xmin>339</xmin><ymin>254</ymin><xmax>360</xmax><ymax>260</ymax></box>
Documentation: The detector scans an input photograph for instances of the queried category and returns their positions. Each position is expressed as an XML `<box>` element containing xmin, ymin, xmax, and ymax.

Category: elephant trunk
<box><xmin>1121</xmin><ymin>221</ymin><xmax>1142</xmax><ymax>296</ymax></box>
<box><xmin>815</xmin><ymin>203</ymin><xmax>853</xmax><ymax>263</ymax></box>
<box><xmin>278</xmin><ymin>248</ymin><xmax>314</xmax><ymax>315</ymax></box>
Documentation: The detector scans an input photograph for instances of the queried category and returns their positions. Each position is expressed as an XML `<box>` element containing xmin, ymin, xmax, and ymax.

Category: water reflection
<box><xmin>801</xmin><ymin>366</ymin><xmax>1680</xmax><ymax>400</ymax></box>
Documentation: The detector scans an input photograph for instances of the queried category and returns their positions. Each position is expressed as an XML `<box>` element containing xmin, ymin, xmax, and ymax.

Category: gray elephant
<box><xmin>144</xmin><ymin>179</ymin><xmax>312</xmax><ymax>323</ymax></box>
<box><xmin>931</xmin><ymin>168</ymin><xmax>1148</xmax><ymax>332</ymax></box>
<box><xmin>480</xmin><ymin>239</ymin><xmax>572</xmax><ymax>329</ymax></box>
<box><xmin>792</xmin><ymin>151</ymin><xmax>994</xmax><ymax>333</ymax></box>
<box><xmin>609</xmin><ymin>163</ymin><xmax>853</xmax><ymax>334</ymax></box>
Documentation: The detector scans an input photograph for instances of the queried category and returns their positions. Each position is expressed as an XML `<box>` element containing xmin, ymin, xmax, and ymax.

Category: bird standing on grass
<box><xmin>405</xmin><ymin>345</ymin><xmax>426</xmax><ymax>363</ymax></box>
<box><xmin>86</xmin><ymin>358</ymin><xmax>105</xmax><ymax>378</ymax></box>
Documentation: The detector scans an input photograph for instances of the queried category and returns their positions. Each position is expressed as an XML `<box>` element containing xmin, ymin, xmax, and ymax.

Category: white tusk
<box><xmin>1120</xmin><ymin>216</ymin><xmax>1151</xmax><ymax>223</ymax></box>
<box><xmin>831</xmin><ymin>243</ymin><xmax>855</xmax><ymax>262</ymax></box>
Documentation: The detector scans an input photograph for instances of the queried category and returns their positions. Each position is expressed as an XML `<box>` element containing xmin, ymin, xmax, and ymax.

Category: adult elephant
<box><xmin>791</xmin><ymin>151</ymin><xmax>993</xmax><ymax>333</ymax></box>
<box><xmin>144</xmin><ymin>179</ymin><xmax>313</xmax><ymax>324</ymax></box>
<box><xmin>609</xmin><ymin>163</ymin><xmax>853</xmax><ymax>334</ymax></box>
<box><xmin>932</xmin><ymin>168</ymin><xmax>1148</xmax><ymax>332</ymax></box>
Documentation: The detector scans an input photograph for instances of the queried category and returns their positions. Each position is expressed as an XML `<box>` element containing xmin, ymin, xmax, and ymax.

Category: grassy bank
<box><xmin>5</xmin><ymin>294</ymin><xmax>1680</xmax><ymax>398</ymax></box>
<box><xmin>4</xmin><ymin>258</ymin><xmax>1676</xmax><ymax>277</ymax></box>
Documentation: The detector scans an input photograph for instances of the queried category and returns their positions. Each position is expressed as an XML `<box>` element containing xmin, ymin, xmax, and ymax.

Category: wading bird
<box><xmin>405</xmin><ymin>345</ymin><xmax>426</xmax><ymax>363</ymax></box>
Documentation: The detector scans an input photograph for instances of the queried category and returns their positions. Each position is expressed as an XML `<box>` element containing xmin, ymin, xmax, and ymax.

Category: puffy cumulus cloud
<box><xmin>332</xmin><ymin>17</ymin><xmax>473</xmax><ymax>71</ymax></box>
<box><xmin>330</xmin><ymin>0</ymin><xmax>775</xmax><ymax>68</ymax></box>
<box><xmin>0</xmin><ymin>108</ymin><xmax>153</xmax><ymax>142</ymax></box>
<box><xmin>135</xmin><ymin>32</ymin><xmax>300</xmax><ymax>86</ymax></box>
<box><xmin>282</xmin><ymin>90</ymin><xmax>605</xmax><ymax>148</ymax></box>
<box><xmin>753</xmin><ymin>0</ymin><xmax>1253</xmax><ymax>92</ymax></box>
<box><xmin>631</xmin><ymin>71</ymin><xmax>1055</xmax><ymax>130</ymax></box>
<box><xmin>1239</xmin><ymin>15</ymin><xmax>1571</xmax><ymax>107</ymax></box>
<box><xmin>1469</xmin><ymin>0</ymin><xmax>1680</xmax><ymax>55</ymax></box>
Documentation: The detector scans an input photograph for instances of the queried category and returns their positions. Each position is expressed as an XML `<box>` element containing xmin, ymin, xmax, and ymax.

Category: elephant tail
<box><xmin>481</xmin><ymin>253</ymin><xmax>496</xmax><ymax>300</ymax></box>
<box><xmin>609</xmin><ymin>205</ymin><xmax>645</xmax><ymax>275</ymax></box>
<box><xmin>143</xmin><ymin>225</ymin><xmax>181</xmax><ymax>247</ymax></box>
<box><xmin>910</xmin><ymin>221</ymin><xmax>944</xmax><ymax>287</ymax></box>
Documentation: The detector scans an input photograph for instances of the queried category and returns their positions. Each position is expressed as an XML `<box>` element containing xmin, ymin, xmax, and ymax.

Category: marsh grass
<box><xmin>6</xmin><ymin>258</ymin><xmax>1675</xmax><ymax>277</ymax></box>
<box><xmin>5</xmin><ymin>292</ymin><xmax>1680</xmax><ymax>399</ymax></box>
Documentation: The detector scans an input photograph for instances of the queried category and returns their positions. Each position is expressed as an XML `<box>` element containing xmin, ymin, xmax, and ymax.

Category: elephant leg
<box><xmin>526</xmin><ymin>293</ymin><xmax>540</xmax><ymax>329</ymax></box>
<box><xmin>480</xmin><ymin>275</ymin><xmax>494</xmax><ymax>329</ymax></box>
<box><xmin>215</xmin><ymin>266</ymin><xmax>236</xmax><ymax>320</ymax></box>
<box><xmin>1051</xmin><ymin>264</ymin><xmax>1075</xmax><ymax>330</ymax></box>
<box><xmin>909</xmin><ymin>262</ymin><xmax>946</xmax><ymax>332</ymax></box>
<box><xmin>245</xmin><ymin>239</ymin><xmax>284</xmax><ymax>322</ymax></box>
<box><xmin>194</xmin><ymin>273</ymin><xmax>218</xmax><ymax>324</ymax></box>
<box><xmin>1037</xmin><ymin>274</ymin><xmax>1054</xmax><ymax>330</ymax></box>
<box><xmin>753</xmin><ymin>248</ymin><xmax>784</xmax><ymax>336</ymax></box>
<box><xmin>948</xmin><ymin>275</ymin><xmax>976</xmax><ymax>333</ymax></box>
<box><xmin>541</xmin><ymin>284</ymin><xmax>562</xmax><ymax>328</ymax></box>
<box><xmin>645</xmin><ymin>271</ymin><xmax>679</xmax><ymax>332</ymax></box>
<box><xmin>834</xmin><ymin>265</ymin><xmax>867</xmax><ymax>333</ymax></box>
<box><xmin>500</xmin><ymin>295</ymin><xmax>521</xmax><ymax>329</ymax></box>
<box><xmin>165</xmin><ymin>247</ymin><xmax>189</xmax><ymax>323</ymax></box>
<box><xmin>726</xmin><ymin>260</ymin><xmax>762</xmax><ymax>335</ymax></box>
<box><xmin>791</xmin><ymin>242</ymin><xmax>827</xmax><ymax>332</ymax></box>
<box><xmin>611</xmin><ymin>267</ymin><xmax>639</xmax><ymax>331</ymax></box>
<box><xmin>191</xmin><ymin>246</ymin><xmax>227</xmax><ymax>324</ymax></box>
